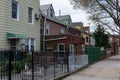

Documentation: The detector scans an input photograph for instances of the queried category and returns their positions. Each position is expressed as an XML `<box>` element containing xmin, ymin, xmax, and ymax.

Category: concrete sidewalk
<box><xmin>63</xmin><ymin>55</ymin><xmax>120</xmax><ymax>80</ymax></box>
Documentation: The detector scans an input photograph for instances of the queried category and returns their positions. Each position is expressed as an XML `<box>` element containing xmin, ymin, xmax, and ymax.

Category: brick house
<box><xmin>109</xmin><ymin>35</ymin><xmax>120</xmax><ymax>55</ymax></box>
<box><xmin>40</xmin><ymin>4</ymin><xmax>84</xmax><ymax>55</ymax></box>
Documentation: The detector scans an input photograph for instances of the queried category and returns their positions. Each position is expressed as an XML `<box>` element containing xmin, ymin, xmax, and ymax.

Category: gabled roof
<box><xmin>41</xmin><ymin>12</ymin><xmax>67</xmax><ymax>27</ymax></box>
<box><xmin>40</xmin><ymin>4</ymin><xmax>52</xmax><ymax>11</ymax></box>
<box><xmin>56</xmin><ymin>15</ymin><xmax>72</xmax><ymax>26</ymax></box>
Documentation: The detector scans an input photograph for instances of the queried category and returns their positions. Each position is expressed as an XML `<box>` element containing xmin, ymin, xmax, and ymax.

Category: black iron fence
<box><xmin>33</xmin><ymin>52</ymin><xmax>69</xmax><ymax>80</ymax></box>
<box><xmin>0</xmin><ymin>51</ymin><xmax>69</xmax><ymax>80</ymax></box>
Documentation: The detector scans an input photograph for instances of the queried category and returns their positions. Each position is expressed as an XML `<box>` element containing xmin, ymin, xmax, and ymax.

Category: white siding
<box><xmin>0</xmin><ymin>0</ymin><xmax>40</xmax><ymax>50</ymax></box>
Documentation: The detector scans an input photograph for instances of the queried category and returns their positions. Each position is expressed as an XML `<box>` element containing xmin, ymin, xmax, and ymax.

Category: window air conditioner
<box><xmin>35</xmin><ymin>14</ymin><xmax>39</xmax><ymax>20</ymax></box>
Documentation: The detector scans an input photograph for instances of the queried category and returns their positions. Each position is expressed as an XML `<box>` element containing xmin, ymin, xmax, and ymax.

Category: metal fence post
<box><xmin>54</xmin><ymin>52</ymin><xmax>55</xmax><ymax>77</ymax></box>
<box><xmin>32</xmin><ymin>51</ymin><xmax>34</xmax><ymax>80</ymax></box>
<box><xmin>67</xmin><ymin>52</ymin><xmax>69</xmax><ymax>72</ymax></box>
<box><xmin>8</xmin><ymin>51</ymin><xmax>12</xmax><ymax>80</ymax></box>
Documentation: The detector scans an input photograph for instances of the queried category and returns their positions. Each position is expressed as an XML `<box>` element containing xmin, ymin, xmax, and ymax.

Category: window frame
<box><xmin>60</xmin><ymin>27</ymin><xmax>65</xmax><ymax>34</ymax></box>
<box><xmin>28</xmin><ymin>7</ymin><xmax>34</xmax><ymax>24</ymax></box>
<box><xmin>46</xmin><ymin>24</ymin><xmax>50</xmax><ymax>35</ymax></box>
<box><xmin>57</xmin><ymin>43</ymin><xmax>65</xmax><ymax>52</ymax></box>
<box><xmin>25</xmin><ymin>38</ymin><xmax>35</xmax><ymax>52</ymax></box>
<box><xmin>86</xmin><ymin>36</ymin><xmax>89</xmax><ymax>43</ymax></box>
<box><xmin>12</xmin><ymin>0</ymin><xmax>19</xmax><ymax>20</ymax></box>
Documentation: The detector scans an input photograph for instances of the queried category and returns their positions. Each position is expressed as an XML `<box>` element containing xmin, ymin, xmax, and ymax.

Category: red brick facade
<box><xmin>40</xmin><ymin>14</ymin><xmax>84</xmax><ymax>54</ymax></box>
<box><xmin>109</xmin><ymin>35</ymin><xmax>120</xmax><ymax>55</ymax></box>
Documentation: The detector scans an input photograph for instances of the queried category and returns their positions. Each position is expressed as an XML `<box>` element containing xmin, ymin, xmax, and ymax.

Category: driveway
<box><xmin>63</xmin><ymin>55</ymin><xmax>120</xmax><ymax>80</ymax></box>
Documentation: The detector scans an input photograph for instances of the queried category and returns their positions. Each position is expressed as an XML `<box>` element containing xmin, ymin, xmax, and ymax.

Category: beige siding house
<box><xmin>0</xmin><ymin>0</ymin><xmax>40</xmax><ymax>51</ymax></box>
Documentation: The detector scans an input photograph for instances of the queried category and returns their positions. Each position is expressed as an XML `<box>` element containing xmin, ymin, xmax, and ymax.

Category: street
<box><xmin>63</xmin><ymin>55</ymin><xmax>120</xmax><ymax>80</ymax></box>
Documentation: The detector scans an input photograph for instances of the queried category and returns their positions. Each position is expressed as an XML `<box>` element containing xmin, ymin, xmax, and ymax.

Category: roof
<box><xmin>72</xmin><ymin>22</ymin><xmax>83</xmax><ymax>27</ymax></box>
<box><xmin>41</xmin><ymin>12</ymin><xmax>67</xmax><ymax>27</ymax></box>
<box><xmin>56</xmin><ymin>15</ymin><xmax>72</xmax><ymax>26</ymax></box>
<box><xmin>40</xmin><ymin>4</ymin><xmax>52</xmax><ymax>11</ymax></box>
<box><xmin>57</xmin><ymin>15</ymin><xmax>71</xmax><ymax>21</ymax></box>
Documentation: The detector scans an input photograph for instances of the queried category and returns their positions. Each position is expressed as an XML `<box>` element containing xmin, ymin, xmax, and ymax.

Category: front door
<box><xmin>9</xmin><ymin>39</ymin><xmax>19</xmax><ymax>51</ymax></box>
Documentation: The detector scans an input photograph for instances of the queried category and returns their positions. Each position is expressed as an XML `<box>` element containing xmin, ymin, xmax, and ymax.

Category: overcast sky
<box><xmin>40</xmin><ymin>0</ymin><xmax>95</xmax><ymax>31</ymax></box>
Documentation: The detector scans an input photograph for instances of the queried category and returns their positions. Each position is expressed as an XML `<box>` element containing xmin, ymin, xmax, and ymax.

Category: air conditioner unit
<box><xmin>35</xmin><ymin>14</ymin><xmax>39</xmax><ymax>20</ymax></box>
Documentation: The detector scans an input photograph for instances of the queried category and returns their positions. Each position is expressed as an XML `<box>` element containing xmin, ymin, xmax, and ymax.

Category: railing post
<box><xmin>67</xmin><ymin>52</ymin><xmax>69</xmax><ymax>72</ymax></box>
<box><xmin>32</xmin><ymin>51</ymin><xmax>34</xmax><ymax>80</ymax></box>
<box><xmin>8</xmin><ymin>51</ymin><xmax>12</xmax><ymax>80</ymax></box>
<box><xmin>54</xmin><ymin>52</ymin><xmax>56</xmax><ymax>77</ymax></box>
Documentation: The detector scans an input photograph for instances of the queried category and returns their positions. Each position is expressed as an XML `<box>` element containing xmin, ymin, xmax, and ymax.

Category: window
<box><xmin>60</xmin><ymin>27</ymin><xmax>65</xmax><ymax>34</ymax></box>
<box><xmin>58</xmin><ymin>43</ymin><xmax>65</xmax><ymax>52</ymax></box>
<box><xmin>70</xmin><ymin>44</ymin><xmax>76</xmax><ymax>56</ymax></box>
<box><xmin>31</xmin><ymin>39</ymin><xmax>35</xmax><ymax>51</ymax></box>
<box><xmin>25</xmin><ymin>39</ymin><xmax>29</xmax><ymax>51</ymax></box>
<box><xmin>28</xmin><ymin>7</ymin><xmax>34</xmax><ymax>23</ymax></box>
<box><xmin>12</xmin><ymin>0</ymin><xmax>19</xmax><ymax>19</ymax></box>
<box><xmin>46</xmin><ymin>24</ymin><xmax>50</xmax><ymax>35</ymax></box>
<box><xmin>50</xmin><ymin>8</ymin><xmax>53</xmax><ymax>18</ymax></box>
<box><xmin>25</xmin><ymin>39</ymin><xmax>35</xmax><ymax>52</ymax></box>
<box><xmin>86</xmin><ymin>36</ymin><xmax>89</xmax><ymax>43</ymax></box>
<box><xmin>40</xmin><ymin>29</ymin><xmax>42</xmax><ymax>34</ymax></box>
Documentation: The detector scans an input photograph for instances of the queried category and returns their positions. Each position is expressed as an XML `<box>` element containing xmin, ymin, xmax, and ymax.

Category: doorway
<box><xmin>9</xmin><ymin>39</ymin><xmax>19</xmax><ymax>51</ymax></box>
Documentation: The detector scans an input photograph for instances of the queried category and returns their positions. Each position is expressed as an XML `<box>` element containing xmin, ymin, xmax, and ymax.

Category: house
<box><xmin>72</xmin><ymin>22</ymin><xmax>90</xmax><ymax>46</ymax></box>
<box><xmin>40</xmin><ymin>4</ymin><xmax>84</xmax><ymax>55</ymax></box>
<box><xmin>0</xmin><ymin>0</ymin><xmax>40</xmax><ymax>51</ymax></box>
<box><xmin>56</xmin><ymin>15</ymin><xmax>72</xmax><ymax>27</ymax></box>
<box><xmin>40</xmin><ymin>4</ymin><xmax>55</xmax><ymax>19</ymax></box>
<box><xmin>40</xmin><ymin>13</ymin><xmax>84</xmax><ymax>55</ymax></box>
<box><xmin>83</xmin><ymin>27</ymin><xmax>90</xmax><ymax>45</ymax></box>
<box><xmin>109</xmin><ymin>35</ymin><xmax>120</xmax><ymax>55</ymax></box>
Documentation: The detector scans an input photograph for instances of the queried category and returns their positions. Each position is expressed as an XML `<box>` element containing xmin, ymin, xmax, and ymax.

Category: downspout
<box><xmin>43</xmin><ymin>17</ymin><xmax>46</xmax><ymax>52</ymax></box>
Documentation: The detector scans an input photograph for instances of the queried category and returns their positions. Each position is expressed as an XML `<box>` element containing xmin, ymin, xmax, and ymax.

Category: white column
<box><xmin>29</xmin><ymin>39</ymin><xmax>31</xmax><ymax>51</ymax></box>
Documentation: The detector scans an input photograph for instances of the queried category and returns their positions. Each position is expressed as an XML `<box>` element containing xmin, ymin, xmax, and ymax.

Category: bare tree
<box><xmin>70</xmin><ymin>0</ymin><xmax>120</xmax><ymax>34</ymax></box>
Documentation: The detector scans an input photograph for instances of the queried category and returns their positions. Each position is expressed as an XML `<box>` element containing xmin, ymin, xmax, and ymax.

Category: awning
<box><xmin>7</xmin><ymin>32</ymin><xmax>27</xmax><ymax>39</ymax></box>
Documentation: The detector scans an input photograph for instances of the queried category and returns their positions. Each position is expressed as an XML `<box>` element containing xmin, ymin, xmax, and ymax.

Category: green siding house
<box><xmin>0</xmin><ymin>0</ymin><xmax>40</xmax><ymax>51</ymax></box>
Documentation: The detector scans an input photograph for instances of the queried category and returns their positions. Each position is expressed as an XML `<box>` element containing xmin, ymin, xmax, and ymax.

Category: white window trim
<box><xmin>69</xmin><ymin>44</ymin><xmax>75</xmax><ymax>56</ymax></box>
<box><xmin>46</xmin><ymin>24</ymin><xmax>50</xmax><ymax>35</ymax></box>
<box><xmin>57</xmin><ymin>43</ymin><xmax>65</xmax><ymax>52</ymax></box>
<box><xmin>26</xmin><ymin>38</ymin><xmax>35</xmax><ymax>51</ymax></box>
<box><xmin>28</xmin><ymin>39</ymin><xmax>31</xmax><ymax>51</ymax></box>
<box><xmin>12</xmin><ymin>0</ymin><xmax>19</xmax><ymax>21</ymax></box>
<box><xmin>32</xmin><ymin>10</ymin><xmax>34</xmax><ymax>24</ymax></box>
<box><xmin>60</xmin><ymin>27</ymin><xmax>65</xmax><ymax>34</ymax></box>
<box><xmin>28</xmin><ymin>7</ymin><xmax>34</xmax><ymax>25</ymax></box>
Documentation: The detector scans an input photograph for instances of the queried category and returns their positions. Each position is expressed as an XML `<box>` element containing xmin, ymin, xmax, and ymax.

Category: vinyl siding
<box><xmin>0</xmin><ymin>0</ymin><xmax>7</xmax><ymax>49</ymax></box>
<box><xmin>83</xmin><ymin>34</ymin><xmax>89</xmax><ymax>45</ymax></box>
<box><xmin>0</xmin><ymin>0</ymin><xmax>40</xmax><ymax>50</ymax></box>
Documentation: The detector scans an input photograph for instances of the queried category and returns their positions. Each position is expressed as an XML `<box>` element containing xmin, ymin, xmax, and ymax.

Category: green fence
<box><xmin>86</xmin><ymin>46</ymin><xmax>100</xmax><ymax>64</ymax></box>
